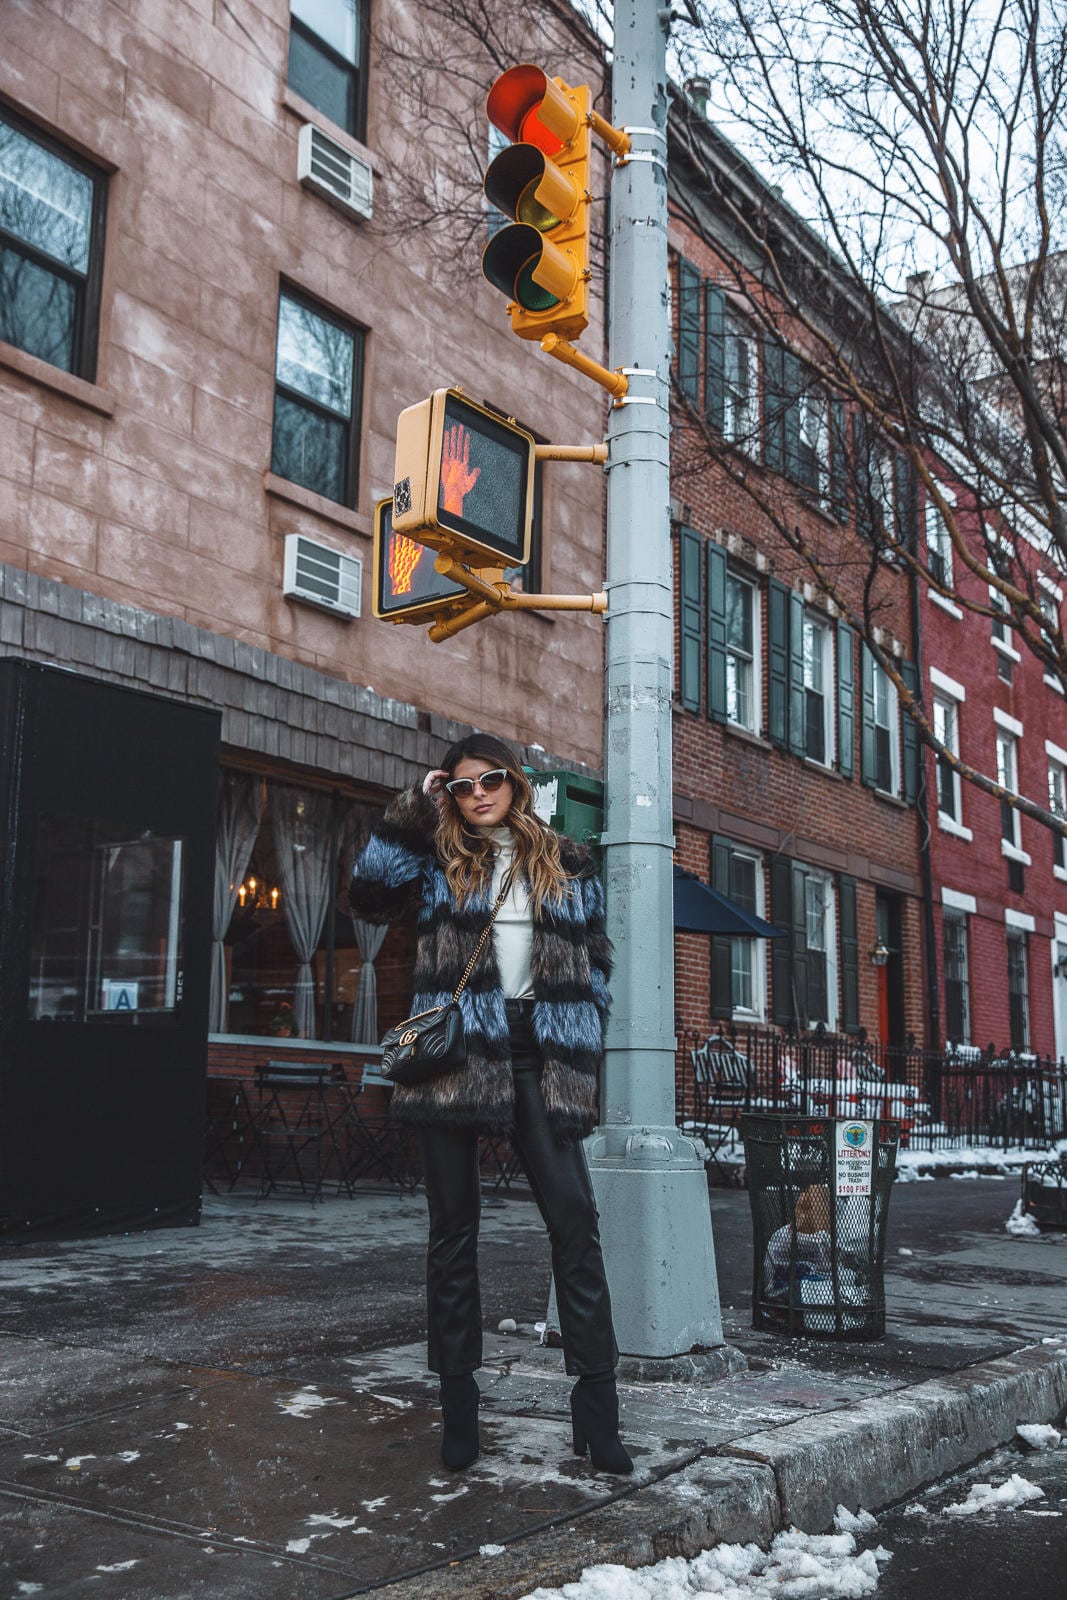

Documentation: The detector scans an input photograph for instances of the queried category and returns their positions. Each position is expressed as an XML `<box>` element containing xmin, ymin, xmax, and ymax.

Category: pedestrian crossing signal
<box><xmin>392</xmin><ymin>388</ymin><xmax>535</xmax><ymax>568</ymax></box>
<box><xmin>372</xmin><ymin>498</ymin><xmax>468</xmax><ymax>622</ymax></box>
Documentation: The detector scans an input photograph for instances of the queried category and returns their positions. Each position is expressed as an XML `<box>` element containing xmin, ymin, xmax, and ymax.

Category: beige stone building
<box><xmin>0</xmin><ymin>0</ymin><xmax>608</xmax><ymax>1056</ymax></box>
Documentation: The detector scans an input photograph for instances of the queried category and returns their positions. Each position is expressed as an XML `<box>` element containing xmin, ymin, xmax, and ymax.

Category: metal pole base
<box><xmin>543</xmin><ymin>1122</ymin><xmax>725</xmax><ymax>1360</ymax></box>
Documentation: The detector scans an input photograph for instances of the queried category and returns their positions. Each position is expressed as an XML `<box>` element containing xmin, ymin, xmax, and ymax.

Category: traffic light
<box><xmin>482</xmin><ymin>66</ymin><xmax>591</xmax><ymax>342</ymax></box>
<box><xmin>372</xmin><ymin>497</ymin><xmax>467</xmax><ymax>623</ymax></box>
<box><xmin>392</xmin><ymin>388</ymin><xmax>535</xmax><ymax>568</ymax></box>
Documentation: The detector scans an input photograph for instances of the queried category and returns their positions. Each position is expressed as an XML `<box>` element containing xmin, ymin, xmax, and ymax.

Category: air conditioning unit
<box><xmin>283</xmin><ymin>534</ymin><xmax>362</xmax><ymax>620</ymax></box>
<box><xmin>297</xmin><ymin>122</ymin><xmax>373</xmax><ymax>221</ymax></box>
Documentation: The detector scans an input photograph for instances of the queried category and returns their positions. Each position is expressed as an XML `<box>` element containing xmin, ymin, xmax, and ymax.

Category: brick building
<box><xmin>0</xmin><ymin>0</ymin><xmax>608</xmax><ymax>1064</ymax></box>
<box><xmin>920</xmin><ymin>492</ymin><xmax>1067</xmax><ymax>1061</ymax></box>
<box><xmin>665</xmin><ymin>101</ymin><xmax>928</xmax><ymax>1067</ymax></box>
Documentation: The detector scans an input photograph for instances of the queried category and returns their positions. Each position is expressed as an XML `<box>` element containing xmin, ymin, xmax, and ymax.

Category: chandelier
<box><xmin>236</xmin><ymin>874</ymin><xmax>280</xmax><ymax>911</ymax></box>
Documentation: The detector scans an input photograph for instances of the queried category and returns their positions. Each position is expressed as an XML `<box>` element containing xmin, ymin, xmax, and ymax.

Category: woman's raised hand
<box><xmin>423</xmin><ymin>768</ymin><xmax>449</xmax><ymax>811</ymax></box>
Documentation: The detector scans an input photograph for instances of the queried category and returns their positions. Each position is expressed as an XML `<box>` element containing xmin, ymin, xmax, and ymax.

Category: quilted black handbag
<box><xmin>379</xmin><ymin>871</ymin><xmax>514</xmax><ymax>1086</ymax></box>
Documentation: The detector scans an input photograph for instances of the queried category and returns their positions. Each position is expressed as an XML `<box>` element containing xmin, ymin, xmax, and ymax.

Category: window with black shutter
<box><xmin>711</xmin><ymin>838</ymin><xmax>765</xmax><ymax>1020</ymax></box>
<box><xmin>837</xmin><ymin>623</ymin><xmax>855</xmax><ymax>778</ymax></box>
<box><xmin>839</xmin><ymin>876</ymin><xmax>860</xmax><ymax>1032</ymax></box>
<box><xmin>677</xmin><ymin>256</ymin><xmax>702</xmax><ymax>405</ymax></box>
<box><xmin>678</xmin><ymin>526</ymin><xmax>703</xmax><ymax>712</ymax></box>
<box><xmin>767</xmin><ymin>579</ymin><xmax>791</xmax><ymax>750</ymax></box>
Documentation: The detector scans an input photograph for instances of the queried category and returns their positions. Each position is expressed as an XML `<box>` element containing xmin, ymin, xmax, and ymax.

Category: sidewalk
<box><xmin>1</xmin><ymin>1181</ymin><xmax>1065</xmax><ymax>1599</ymax></box>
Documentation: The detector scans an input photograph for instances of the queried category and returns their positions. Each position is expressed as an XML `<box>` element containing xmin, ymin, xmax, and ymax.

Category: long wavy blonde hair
<box><xmin>435</xmin><ymin>735</ymin><xmax>574</xmax><ymax>914</ymax></box>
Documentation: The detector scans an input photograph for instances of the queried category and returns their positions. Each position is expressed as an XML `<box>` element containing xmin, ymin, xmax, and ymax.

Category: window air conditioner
<box><xmin>283</xmin><ymin>534</ymin><xmax>362</xmax><ymax>620</ymax></box>
<box><xmin>297</xmin><ymin>123</ymin><xmax>373</xmax><ymax>222</ymax></box>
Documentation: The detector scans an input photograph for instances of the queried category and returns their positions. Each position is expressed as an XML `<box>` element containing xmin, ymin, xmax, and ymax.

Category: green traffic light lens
<box><xmin>516</xmin><ymin>178</ymin><xmax>560</xmax><ymax>232</ymax></box>
<box><xmin>514</xmin><ymin>255</ymin><xmax>561</xmax><ymax>311</ymax></box>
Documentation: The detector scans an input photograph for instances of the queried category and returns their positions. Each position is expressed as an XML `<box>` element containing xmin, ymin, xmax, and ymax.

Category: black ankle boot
<box><xmin>570</xmin><ymin>1371</ymin><xmax>633</xmax><ymax>1475</ymax></box>
<box><xmin>439</xmin><ymin>1373</ymin><xmax>480</xmax><ymax>1470</ymax></box>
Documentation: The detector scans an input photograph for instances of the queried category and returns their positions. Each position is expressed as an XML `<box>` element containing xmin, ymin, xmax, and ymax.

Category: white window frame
<box><xmin>723</xmin><ymin>309</ymin><xmax>757</xmax><ymax>452</ymax></box>
<box><xmin>802</xmin><ymin>611</ymin><xmax>836</xmax><ymax>767</ymax></box>
<box><xmin>925</xmin><ymin>483</ymin><xmax>956</xmax><ymax>589</ymax></box>
<box><xmin>725</xmin><ymin>569</ymin><xmax>760</xmax><ymax>733</ymax></box>
<box><xmin>996</xmin><ymin>727</ymin><xmax>1023</xmax><ymax>854</ymax></box>
<box><xmin>1048</xmin><ymin>754</ymin><xmax>1067</xmax><ymax>879</ymax></box>
<box><xmin>797</xmin><ymin>387</ymin><xmax>830</xmax><ymax>506</ymax></box>
<box><xmin>802</xmin><ymin>869</ymin><xmax>838</xmax><ymax>1031</ymax></box>
<box><xmin>728</xmin><ymin>850</ymin><xmax>766</xmax><ymax>1022</ymax></box>
<box><xmin>933</xmin><ymin>694</ymin><xmax>964</xmax><ymax>830</ymax></box>
<box><xmin>872</xmin><ymin>659</ymin><xmax>901</xmax><ymax>796</ymax></box>
<box><xmin>1006</xmin><ymin>926</ymin><xmax>1031</xmax><ymax>1052</ymax></box>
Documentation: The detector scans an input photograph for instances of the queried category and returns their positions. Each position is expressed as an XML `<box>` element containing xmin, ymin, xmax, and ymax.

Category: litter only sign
<box><xmin>834</xmin><ymin>1119</ymin><xmax>875</xmax><ymax>1196</ymax></box>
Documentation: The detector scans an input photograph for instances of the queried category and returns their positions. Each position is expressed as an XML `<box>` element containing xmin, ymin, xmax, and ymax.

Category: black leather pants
<box><xmin>420</xmin><ymin>1009</ymin><xmax>618</xmax><ymax>1378</ymax></box>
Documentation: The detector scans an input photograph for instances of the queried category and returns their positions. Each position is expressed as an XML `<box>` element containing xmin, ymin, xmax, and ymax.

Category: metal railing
<box><xmin>676</xmin><ymin>1023</ymin><xmax>1067</xmax><ymax>1152</ymax></box>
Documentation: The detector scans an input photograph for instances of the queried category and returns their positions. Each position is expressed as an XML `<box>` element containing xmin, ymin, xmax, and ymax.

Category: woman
<box><xmin>350</xmin><ymin>733</ymin><xmax>631</xmax><ymax>1476</ymax></box>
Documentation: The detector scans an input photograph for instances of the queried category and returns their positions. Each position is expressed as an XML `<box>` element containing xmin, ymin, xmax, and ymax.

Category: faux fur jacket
<box><xmin>349</xmin><ymin>784</ymin><xmax>612</xmax><ymax>1145</ymax></box>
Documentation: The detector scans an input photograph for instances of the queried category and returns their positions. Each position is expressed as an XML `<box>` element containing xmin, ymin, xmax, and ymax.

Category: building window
<box><xmin>723</xmin><ymin>311</ymin><xmax>757</xmax><ymax>450</ymax></box>
<box><xmin>933</xmin><ymin>695</ymin><xmax>961</xmax><ymax>822</ymax></box>
<box><xmin>804</xmin><ymin>871</ymin><xmax>835</xmax><ymax>1028</ymax></box>
<box><xmin>796</xmin><ymin>387</ymin><xmax>829</xmax><ymax>503</ymax></box>
<box><xmin>711</xmin><ymin>842</ymin><xmax>766</xmax><ymax>1021</ymax></box>
<box><xmin>271</xmin><ymin>288</ymin><xmax>363</xmax><ymax>506</ymax></box>
<box><xmin>1006</xmin><ymin>929</ymin><xmax>1030</xmax><ymax>1052</ymax></box>
<box><xmin>996</xmin><ymin>729</ymin><xmax>1020</xmax><ymax>850</ymax></box>
<box><xmin>288</xmin><ymin>0</ymin><xmax>367</xmax><ymax>140</ymax></box>
<box><xmin>989</xmin><ymin>586</ymin><xmax>1016</xmax><ymax>683</ymax></box>
<box><xmin>925</xmin><ymin>488</ymin><xmax>955</xmax><ymax>588</ymax></box>
<box><xmin>871</xmin><ymin>660</ymin><xmax>900</xmax><ymax>793</ymax></box>
<box><xmin>942</xmin><ymin>910</ymin><xmax>970</xmax><ymax>1046</ymax></box>
<box><xmin>802</xmin><ymin>613</ymin><xmax>834</xmax><ymax>765</ymax></box>
<box><xmin>725</xmin><ymin>571</ymin><xmax>758</xmax><ymax>731</ymax></box>
<box><xmin>1049</xmin><ymin>759</ymin><xmax>1067</xmax><ymax>871</ymax></box>
<box><xmin>0</xmin><ymin>112</ymin><xmax>106</xmax><ymax>380</ymax></box>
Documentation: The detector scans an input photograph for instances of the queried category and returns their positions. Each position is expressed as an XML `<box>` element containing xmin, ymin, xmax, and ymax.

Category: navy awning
<box><xmin>673</xmin><ymin>864</ymin><xmax>785</xmax><ymax>938</ymax></box>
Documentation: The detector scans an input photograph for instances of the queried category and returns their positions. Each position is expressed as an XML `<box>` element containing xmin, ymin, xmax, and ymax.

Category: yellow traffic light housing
<box><xmin>392</xmin><ymin>388</ymin><xmax>535</xmax><ymax>568</ymax></box>
<box><xmin>482</xmin><ymin>67</ymin><xmax>592</xmax><ymax>342</ymax></box>
<box><xmin>372</xmin><ymin>498</ymin><xmax>468</xmax><ymax>623</ymax></box>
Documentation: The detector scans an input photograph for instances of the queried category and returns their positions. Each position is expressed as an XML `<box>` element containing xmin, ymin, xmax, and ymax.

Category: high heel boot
<box><xmin>570</xmin><ymin>1371</ymin><xmax>633</xmax><ymax>1475</ymax></box>
<box><xmin>439</xmin><ymin>1373</ymin><xmax>480</xmax><ymax>1470</ymax></box>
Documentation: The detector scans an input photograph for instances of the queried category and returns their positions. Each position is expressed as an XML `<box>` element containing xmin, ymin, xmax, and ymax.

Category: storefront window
<box><xmin>218</xmin><ymin>777</ymin><xmax>407</xmax><ymax>1043</ymax></box>
<box><xmin>29</xmin><ymin>816</ymin><xmax>185</xmax><ymax>1022</ymax></box>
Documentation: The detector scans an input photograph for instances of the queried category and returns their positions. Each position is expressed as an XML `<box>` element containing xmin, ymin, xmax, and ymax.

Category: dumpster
<box><xmin>741</xmin><ymin>1113</ymin><xmax>900</xmax><ymax>1339</ymax></box>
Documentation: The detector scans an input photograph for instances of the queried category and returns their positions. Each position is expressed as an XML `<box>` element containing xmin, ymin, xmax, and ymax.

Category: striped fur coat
<box><xmin>349</xmin><ymin>785</ymin><xmax>612</xmax><ymax>1145</ymax></box>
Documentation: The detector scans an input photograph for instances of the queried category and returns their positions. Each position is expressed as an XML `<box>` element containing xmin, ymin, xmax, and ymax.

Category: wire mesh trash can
<box><xmin>742</xmin><ymin>1113</ymin><xmax>900</xmax><ymax>1340</ymax></box>
<box><xmin>1021</xmin><ymin>1161</ymin><xmax>1067</xmax><ymax>1229</ymax></box>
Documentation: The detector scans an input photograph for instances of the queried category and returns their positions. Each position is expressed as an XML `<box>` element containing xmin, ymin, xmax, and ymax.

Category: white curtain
<box><xmin>274</xmin><ymin>786</ymin><xmax>336</xmax><ymax>1039</ymax></box>
<box><xmin>351</xmin><ymin>917</ymin><xmax>388</xmax><ymax>1042</ymax></box>
<box><xmin>210</xmin><ymin>773</ymin><xmax>263</xmax><ymax>1033</ymax></box>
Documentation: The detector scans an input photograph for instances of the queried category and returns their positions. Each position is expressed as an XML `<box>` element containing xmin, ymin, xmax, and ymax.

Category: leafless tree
<box><xmin>670</xmin><ymin>0</ymin><xmax>1067</xmax><ymax>832</ymax></box>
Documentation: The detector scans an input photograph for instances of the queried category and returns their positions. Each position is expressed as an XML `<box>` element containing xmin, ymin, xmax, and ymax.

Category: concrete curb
<box><xmin>356</xmin><ymin>1343</ymin><xmax>1067</xmax><ymax>1600</ymax></box>
<box><xmin>722</xmin><ymin>1342</ymin><xmax>1067</xmax><ymax>1534</ymax></box>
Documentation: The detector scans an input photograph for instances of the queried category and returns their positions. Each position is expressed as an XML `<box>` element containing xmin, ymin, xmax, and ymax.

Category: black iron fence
<box><xmin>677</xmin><ymin>1024</ymin><xmax>1067</xmax><ymax>1152</ymax></box>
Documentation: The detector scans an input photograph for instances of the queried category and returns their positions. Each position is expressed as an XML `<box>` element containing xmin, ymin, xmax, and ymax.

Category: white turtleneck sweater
<box><xmin>483</xmin><ymin>826</ymin><xmax>534</xmax><ymax>999</ymax></box>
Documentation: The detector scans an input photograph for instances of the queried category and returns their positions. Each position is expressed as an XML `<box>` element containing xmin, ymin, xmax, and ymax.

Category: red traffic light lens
<box><xmin>487</xmin><ymin>65</ymin><xmax>575</xmax><ymax>156</ymax></box>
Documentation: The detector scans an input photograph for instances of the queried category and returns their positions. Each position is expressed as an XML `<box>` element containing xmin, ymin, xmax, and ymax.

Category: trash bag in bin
<box><xmin>742</xmin><ymin>1114</ymin><xmax>899</xmax><ymax>1340</ymax></box>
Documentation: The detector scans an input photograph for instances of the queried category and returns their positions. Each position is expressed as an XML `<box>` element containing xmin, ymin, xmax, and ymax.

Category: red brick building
<box><xmin>919</xmin><ymin>490</ymin><xmax>1067</xmax><ymax>1061</ymax></box>
<box><xmin>666</xmin><ymin>107</ymin><xmax>926</xmax><ymax>1064</ymax></box>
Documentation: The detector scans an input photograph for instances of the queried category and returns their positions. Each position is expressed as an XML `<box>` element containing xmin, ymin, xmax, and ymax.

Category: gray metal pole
<box><xmin>585</xmin><ymin>0</ymin><xmax>723</xmax><ymax>1356</ymax></box>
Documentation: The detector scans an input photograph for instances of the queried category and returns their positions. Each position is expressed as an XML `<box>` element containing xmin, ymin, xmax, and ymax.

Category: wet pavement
<box><xmin>0</xmin><ymin>1179</ymin><xmax>1064</xmax><ymax>1597</ymax></box>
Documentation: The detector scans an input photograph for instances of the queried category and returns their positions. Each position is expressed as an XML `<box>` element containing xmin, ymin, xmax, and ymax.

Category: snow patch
<box><xmin>943</xmin><ymin>1474</ymin><xmax>1045</xmax><ymax>1516</ymax></box>
<box><xmin>286</xmin><ymin>1538</ymin><xmax>311</xmax><ymax>1553</ymax></box>
<box><xmin>116</xmin><ymin>1450</ymin><xmax>140</xmax><ymax>1463</ymax></box>
<box><xmin>64</xmin><ymin>1456</ymin><xmax>96</xmax><ymax>1470</ymax></box>
<box><xmin>518</xmin><ymin>1527</ymin><xmax>891</xmax><ymax>1599</ymax></box>
<box><xmin>833</xmin><ymin>1506</ymin><xmax>878</xmax><ymax>1534</ymax></box>
<box><xmin>277</xmin><ymin>1388</ymin><xmax>339</xmax><ymax>1418</ymax></box>
<box><xmin>95</xmin><ymin>1561</ymin><xmax>139</xmax><ymax>1573</ymax></box>
<box><xmin>498</xmin><ymin>1317</ymin><xmax>518</xmax><ymax>1333</ymax></box>
<box><xmin>481</xmin><ymin>1543</ymin><xmax>507</xmax><ymax>1556</ymax></box>
<box><xmin>1005</xmin><ymin>1200</ymin><xmax>1041</xmax><ymax>1237</ymax></box>
<box><xmin>1016</xmin><ymin>1423</ymin><xmax>1062</xmax><ymax>1451</ymax></box>
<box><xmin>361</xmin><ymin>1496</ymin><xmax>389</xmax><ymax>1511</ymax></box>
<box><xmin>306</xmin><ymin>1513</ymin><xmax>359</xmax><ymax>1530</ymax></box>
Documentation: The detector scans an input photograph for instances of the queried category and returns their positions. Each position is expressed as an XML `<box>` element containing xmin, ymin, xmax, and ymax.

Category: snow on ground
<box><xmin>942</xmin><ymin>1474</ymin><xmax>1046</xmax><ymax>1516</ymax></box>
<box><xmin>519</xmin><ymin>1529</ymin><xmax>891</xmax><ymax>1600</ymax></box>
<box><xmin>1005</xmin><ymin>1199</ymin><xmax>1042</xmax><ymax>1236</ymax></box>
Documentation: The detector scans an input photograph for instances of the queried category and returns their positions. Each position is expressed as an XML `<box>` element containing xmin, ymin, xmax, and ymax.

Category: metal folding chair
<box><xmin>342</xmin><ymin>1064</ymin><xmax>423</xmax><ymax>1193</ymax></box>
<box><xmin>203</xmin><ymin>1077</ymin><xmax>254</xmax><ymax>1194</ymax></box>
<box><xmin>691</xmin><ymin>1035</ymin><xmax>755</xmax><ymax>1181</ymax></box>
<box><xmin>253</xmin><ymin>1062</ymin><xmax>342</xmax><ymax>1202</ymax></box>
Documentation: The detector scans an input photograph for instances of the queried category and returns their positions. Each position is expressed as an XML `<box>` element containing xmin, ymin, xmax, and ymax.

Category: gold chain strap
<box><xmin>451</xmin><ymin>865</ymin><xmax>517</xmax><ymax>1004</ymax></box>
